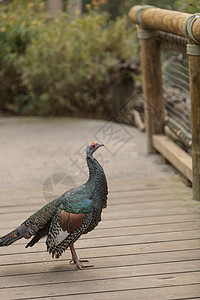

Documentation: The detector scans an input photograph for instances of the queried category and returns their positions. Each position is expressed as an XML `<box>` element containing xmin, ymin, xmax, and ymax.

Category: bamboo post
<box><xmin>188</xmin><ymin>41</ymin><xmax>200</xmax><ymax>200</ymax></box>
<box><xmin>140</xmin><ymin>29</ymin><xmax>165</xmax><ymax>152</ymax></box>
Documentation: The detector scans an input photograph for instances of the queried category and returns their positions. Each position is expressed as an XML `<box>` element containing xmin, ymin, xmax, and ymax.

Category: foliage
<box><xmin>82</xmin><ymin>0</ymin><xmax>200</xmax><ymax>18</ymax></box>
<box><xmin>82</xmin><ymin>0</ymin><xmax>177</xmax><ymax>19</ymax></box>
<box><xmin>0</xmin><ymin>0</ymin><xmax>136</xmax><ymax>116</ymax></box>
<box><xmin>174</xmin><ymin>0</ymin><xmax>200</xmax><ymax>13</ymax></box>
<box><xmin>0</xmin><ymin>0</ymin><xmax>46</xmax><ymax>112</ymax></box>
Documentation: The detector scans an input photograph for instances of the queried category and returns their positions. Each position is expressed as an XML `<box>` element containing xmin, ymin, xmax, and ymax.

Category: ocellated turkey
<box><xmin>0</xmin><ymin>142</ymin><xmax>108</xmax><ymax>269</ymax></box>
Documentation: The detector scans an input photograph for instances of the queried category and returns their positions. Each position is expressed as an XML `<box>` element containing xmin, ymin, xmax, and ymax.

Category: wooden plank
<box><xmin>1</xmin><ymin>198</ymin><xmax>199</xmax><ymax>220</ymax></box>
<box><xmin>1</xmin><ymin>219</ymin><xmax>199</xmax><ymax>238</ymax></box>
<box><xmin>1</xmin><ymin>212</ymin><xmax>199</xmax><ymax>232</ymax></box>
<box><xmin>1</xmin><ymin>271</ymin><xmax>200</xmax><ymax>299</ymax></box>
<box><xmin>109</xmin><ymin>175</ymin><xmax>182</xmax><ymax>185</ymax></box>
<box><xmin>47</xmin><ymin>284</ymin><xmax>200</xmax><ymax>300</ymax></box>
<box><xmin>1</xmin><ymin>227</ymin><xmax>200</xmax><ymax>256</ymax></box>
<box><xmin>0</xmin><ymin>180</ymin><xmax>191</xmax><ymax>200</ymax></box>
<box><xmin>0</xmin><ymin>193</ymin><xmax>192</xmax><ymax>211</ymax></box>
<box><xmin>1</xmin><ymin>248</ymin><xmax>200</xmax><ymax>277</ymax></box>
<box><xmin>0</xmin><ymin>176</ymin><xmax>187</xmax><ymax>202</ymax></box>
<box><xmin>1</xmin><ymin>228</ymin><xmax>199</xmax><ymax>254</ymax></box>
<box><xmin>1</xmin><ymin>238</ymin><xmax>200</xmax><ymax>263</ymax></box>
<box><xmin>0</xmin><ymin>190</ymin><xmax>192</xmax><ymax>210</ymax></box>
<box><xmin>1</xmin><ymin>260</ymin><xmax>200</xmax><ymax>289</ymax></box>
<box><xmin>109</xmin><ymin>188</ymin><xmax>191</xmax><ymax>197</ymax></box>
<box><xmin>0</xmin><ymin>182</ymin><xmax>191</xmax><ymax>203</ymax></box>
<box><xmin>153</xmin><ymin>134</ymin><xmax>192</xmax><ymax>182</ymax></box>
<box><xmin>0</xmin><ymin>190</ymin><xmax>194</xmax><ymax>215</ymax></box>
<box><xmin>0</xmin><ymin>206</ymin><xmax>198</xmax><ymax>229</ymax></box>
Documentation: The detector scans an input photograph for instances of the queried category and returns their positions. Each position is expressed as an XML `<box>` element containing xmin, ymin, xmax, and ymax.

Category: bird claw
<box><xmin>69</xmin><ymin>244</ymin><xmax>94</xmax><ymax>269</ymax></box>
<box><xmin>70</xmin><ymin>258</ymin><xmax>89</xmax><ymax>264</ymax></box>
<box><xmin>69</xmin><ymin>258</ymin><xmax>93</xmax><ymax>269</ymax></box>
<box><xmin>77</xmin><ymin>262</ymin><xmax>94</xmax><ymax>269</ymax></box>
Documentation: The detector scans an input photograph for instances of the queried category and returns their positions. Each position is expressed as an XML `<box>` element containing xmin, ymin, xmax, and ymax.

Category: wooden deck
<box><xmin>0</xmin><ymin>175</ymin><xmax>200</xmax><ymax>299</ymax></box>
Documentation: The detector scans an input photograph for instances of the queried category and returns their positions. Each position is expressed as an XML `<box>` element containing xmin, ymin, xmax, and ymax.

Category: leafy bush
<box><xmin>0</xmin><ymin>0</ymin><xmax>46</xmax><ymax>112</ymax></box>
<box><xmin>175</xmin><ymin>0</ymin><xmax>200</xmax><ymax>13</ymax></box>
<box><xmin>0</xmin><ymin>0</ymin><xmax>136</xmax><ymax>116</ymax></box>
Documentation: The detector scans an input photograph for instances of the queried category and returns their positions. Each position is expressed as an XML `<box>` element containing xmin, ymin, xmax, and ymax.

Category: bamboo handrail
<box><xmin>129</xmin><ymin>5</ymin><xmax>200</xmax><ymax>43</ymax></box>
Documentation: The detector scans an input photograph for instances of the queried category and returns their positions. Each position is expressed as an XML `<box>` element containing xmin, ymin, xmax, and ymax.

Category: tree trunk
<box><xmin>68</xmin><ymin>0</ymin><xmax>82</xmax><ymax>18</ymax></box>
<box><xmin>47</xmin><ymin>0</ymin><xmax>63</xmax><ymax>17</ymax></box>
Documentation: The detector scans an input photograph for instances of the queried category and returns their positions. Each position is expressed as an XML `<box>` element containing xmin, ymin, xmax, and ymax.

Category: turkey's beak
<box><xmin>96</xmin><ymin>143</ymin><xmax>104</xmax><ymax>149</ymax></box>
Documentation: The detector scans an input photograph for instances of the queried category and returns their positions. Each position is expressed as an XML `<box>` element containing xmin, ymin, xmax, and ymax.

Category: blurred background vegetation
<box><xmin>0</xmin><ymin>0</ymin><xmax>199</xmax><ymax>118</ymax></box>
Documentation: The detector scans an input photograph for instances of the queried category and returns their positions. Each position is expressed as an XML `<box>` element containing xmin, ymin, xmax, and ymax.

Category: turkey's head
<box><xmin>86</xmin><ymin>142</ymin><xmax>104</xmax><ymax>160</ymax></box>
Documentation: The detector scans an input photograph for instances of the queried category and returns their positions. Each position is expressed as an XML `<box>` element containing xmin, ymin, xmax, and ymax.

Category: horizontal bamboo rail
<box><xmin>129</xmin><ymin>5</ymin><xmax>200</xmax><ymax>200</ymax></box>
<box><xmin>129</xmin><ymin>6</ymin><xmax>200</xmax><ymax>43</ymax></box>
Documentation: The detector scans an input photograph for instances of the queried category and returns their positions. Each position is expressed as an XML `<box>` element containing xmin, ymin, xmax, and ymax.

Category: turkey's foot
<box><xmin>70</xmin><ymin>258</ymin><xmax>89</xmax><ymax>264</ymax></box>
<box><xmin>70</xmin><ymin>258</ymin><xmax>93</xmax><ymax>269</ymax></box>
<box><xmin>69</xmin><ymin>244</ymin><xmax>93</xmax><ymax>269</ymax></box>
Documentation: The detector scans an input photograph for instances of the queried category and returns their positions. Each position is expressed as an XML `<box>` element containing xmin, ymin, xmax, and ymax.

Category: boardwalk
<box><xmin>0</xmin><ymin>118</ymin><xmax>200</xmax><ymax>299</ymax></box>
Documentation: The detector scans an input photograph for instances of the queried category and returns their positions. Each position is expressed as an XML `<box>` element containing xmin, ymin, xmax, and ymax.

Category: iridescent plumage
<box><xmin>0</xmin><ymin>142</ymin><xmax>108</xmax><ymax>268</ymax></box>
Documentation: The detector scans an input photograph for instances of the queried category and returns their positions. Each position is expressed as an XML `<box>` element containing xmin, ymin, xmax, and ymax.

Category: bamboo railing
<box><xmin>129</xmin><ymin>6</ymin><xmax>200</xmax><ymax>200</ymax></box>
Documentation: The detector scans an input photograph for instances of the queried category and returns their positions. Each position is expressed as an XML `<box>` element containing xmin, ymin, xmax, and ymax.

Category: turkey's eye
<box><xmin>91</xmin><ymin>143</ymin><xmax>96</xmax><ymax>149</ymax></box>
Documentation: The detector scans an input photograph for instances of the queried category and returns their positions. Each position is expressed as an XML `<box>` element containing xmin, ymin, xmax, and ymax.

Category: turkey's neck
<box><xmin>86</xmin><ymin>156</ymin><xmax>108</xmax><ymax>210</ymax></box>
<box><xmin>86</xmin><ymin>157</ymin><xmax>107</xmax><ymax>187</ymax></box>
<box><xmin>87</xmin><ymin>157</ymin><xmax>103</xmax><ymax>180</ymax></box>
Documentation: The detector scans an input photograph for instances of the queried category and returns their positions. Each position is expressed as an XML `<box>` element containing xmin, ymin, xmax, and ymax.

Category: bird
<box><xmin>0</xmin><ymin>142</ymin><xmax>108</xmax><ymax>269</ymax></box>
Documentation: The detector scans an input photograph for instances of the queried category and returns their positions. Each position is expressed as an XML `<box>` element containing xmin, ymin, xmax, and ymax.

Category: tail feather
<box><xmin>0</xmin><ymin>199</ymin><xmax>59</xmax><ymax>248</ymax></box>
<box><xmin>0</xmin><ymin>223</ymin><xmax>28</xmax><ymax>246</ymax></box>
<box><xmin>25</xmin><ymin>221</ymin><xmax>51</xmax><ymax>248</ymax></box>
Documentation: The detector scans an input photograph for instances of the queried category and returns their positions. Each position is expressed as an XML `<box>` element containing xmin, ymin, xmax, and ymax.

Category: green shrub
<box><xmin>0</xmin><ymin>1</ymin><xmax>136</xmax><ymax>116</ymax></box>
<box><xmin>0</xmin><ymin>0</ymin><xmax>46</xmax><ymax>112</ymax></box>
<box><xmin>18</xmin><ymin>14</ymin><xmax>136</xmax><ymax>116</ymax></box>
<box><xmin>175</xmin><ymin>0</ymin><xmax>200</xmax><ymax>13</ymax></box>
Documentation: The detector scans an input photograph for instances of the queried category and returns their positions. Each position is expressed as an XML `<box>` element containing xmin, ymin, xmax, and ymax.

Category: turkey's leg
<box><xmin>69</xmin><ymin>243</ymin><xmax>93</xmax><ymax>269</ymax></box>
